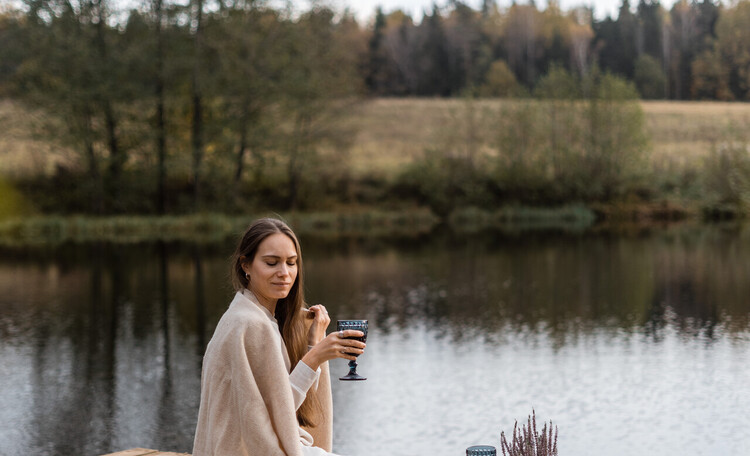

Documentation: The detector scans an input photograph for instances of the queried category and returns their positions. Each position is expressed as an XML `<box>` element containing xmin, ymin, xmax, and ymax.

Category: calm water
<box><xmin>1</xmin><ymin>225</ymin><xmax>749</xmax><ymax>456</ymax></box>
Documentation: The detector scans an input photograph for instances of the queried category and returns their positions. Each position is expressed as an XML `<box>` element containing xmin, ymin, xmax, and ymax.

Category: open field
<box><xmin>2</xmin><ymin>98</ymin><xmax>750</xmax><ymax>179</ymax></box>
<box><xmin>0</xmin><ymin>100</ymin><xmax>73</xmax><ymax>177</ymax></box>
<box><xmin>642</xmin><ymin>101</ymin><xmax>750</xmax><ymax>171</ymax></box>
<box><xmin>348</xmin><ymin>98</ymin><xmax>750</xmax><ymax>175</ymax></box>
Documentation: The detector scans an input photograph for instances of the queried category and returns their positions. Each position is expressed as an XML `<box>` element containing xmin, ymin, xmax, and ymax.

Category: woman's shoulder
<box><xmin>217</xmin><ymin>293</ymin><xmax>278</xmax><ymax>334</ymax></box>
<box><xmin>207</xmin><ymin>297</ymin><xmax>279</xmax><ymax>358</ymax></box>
<box><xmin>220</xmin><ymin>294</ymin><xmax>276</xmax><ymax>332</ymax></box>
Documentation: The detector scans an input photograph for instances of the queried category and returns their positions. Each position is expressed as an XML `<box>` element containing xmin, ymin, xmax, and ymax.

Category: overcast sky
<box><xmin>5</xmin><ymin>0</ymin><xmax>679</xmax><ymax>24</ymax></box>
<box><xmin>299</xmin><ymin>0</ymin><xmax>679</xmax><ymax>24</ymax></box>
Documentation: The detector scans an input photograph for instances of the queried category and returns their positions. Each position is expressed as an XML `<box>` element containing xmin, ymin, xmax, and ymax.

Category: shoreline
<box><xmin>0</xmin><ymin>204</ymin><xmax>742</xmax><ymax>247</ymax></box>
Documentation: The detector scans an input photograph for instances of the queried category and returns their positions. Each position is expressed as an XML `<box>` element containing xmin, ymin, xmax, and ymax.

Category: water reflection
<box><xmin>0</xmin><ymin>225</ymin><xmax>749</xmax><ymax>455</ymax></box>
<box><xmin>305</xmin><ymin>227</ymin><xmax>749</xmax><ymax>345</ymax></box>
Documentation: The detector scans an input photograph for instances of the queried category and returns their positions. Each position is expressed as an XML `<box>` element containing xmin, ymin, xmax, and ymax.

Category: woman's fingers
<box><xmin>333</xmin><ymin>331</ymin><xmax>366</xmax><ymax>351</ymax></box>
<box><xmin>309</xmin><ymin>305</ymin><xmax>330</xmax><ymax>323</ymax></box>
<box><xmin>340</xmin><ymin>339</ymin><xmax>366</xmax><ymax>350</ymax></box>
<box><xmin>309</xmin><ymin>331</ymin><xmax>366</xmax><ymax>363</ymax></box>
<box><xmin>307</xmin><ymin>306</ymin><xmax>331</xmax><ymax>334</ymax></box>
<box><xmin>337</xmin><ymin>345</ymin><xmax>364</xmax><ymax>361</ymax></box>
<box><xmin>310</xmin><ymin>304</ymin><xmax>328</xmax><ymax>315</ymax></box>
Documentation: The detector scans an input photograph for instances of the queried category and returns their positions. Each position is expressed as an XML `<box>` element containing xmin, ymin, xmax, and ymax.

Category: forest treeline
<box><xmin>0</xmin><ymin>0</ymin><xmax>749</xmax><ymax>217</ymax></box>
<box><xmin>364</xmin><ymin>0</ymin><xmax>750</xmax><ymax>101</ymax></box>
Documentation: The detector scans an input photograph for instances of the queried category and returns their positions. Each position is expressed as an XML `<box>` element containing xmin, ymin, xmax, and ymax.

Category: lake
<box><xmin>1</xmin><ymin>224</ymin><xmax>749</xmax><ymax>456</ymax></box>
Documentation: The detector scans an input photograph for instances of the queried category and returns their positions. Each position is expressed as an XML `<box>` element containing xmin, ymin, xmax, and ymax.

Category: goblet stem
<box><xmin>339</xmin><ymin>358</ymin><xmax>366</xmax><ymax>381</ymax></box>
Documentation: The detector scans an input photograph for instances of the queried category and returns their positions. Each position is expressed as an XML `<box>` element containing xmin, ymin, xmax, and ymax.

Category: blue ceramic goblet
<box><xmin>337</xmin><ymin>320</ymin><xmax>368</xmax><ymax>381</ymax></box>
<box><xmin>466</xmin><ymin>445</ymin><xmax>496</xmax><ymax>456</ymax></box>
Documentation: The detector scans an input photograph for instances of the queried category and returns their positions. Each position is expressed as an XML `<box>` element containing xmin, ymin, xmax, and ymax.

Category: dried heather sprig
<box><xmin>499</xmin><ymin>410</ymin><xmax>559</xmax><ymax>456</ymax></box>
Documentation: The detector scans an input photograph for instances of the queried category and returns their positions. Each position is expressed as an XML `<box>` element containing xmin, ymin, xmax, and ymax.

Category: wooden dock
<box><xmin>101</xmin><ymin>449</ymin><xmax>190</xmax><ymax>456</ymax></box>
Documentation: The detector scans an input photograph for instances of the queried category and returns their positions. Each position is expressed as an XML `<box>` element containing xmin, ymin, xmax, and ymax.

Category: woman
<box><xmin>193</xmin><ymin>218</ymin><xmax>366</xmax><ymax>456</ymax></box>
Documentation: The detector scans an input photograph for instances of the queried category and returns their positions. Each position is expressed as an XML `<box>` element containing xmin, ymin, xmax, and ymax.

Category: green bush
<box><xmin>479</xmin><ymin>60</ymin><xmax>524</xmax><ymax>98</ymax></box>
<box><xmin>492</xmin><ymin>69</ymin><xmax>648</xmax><ymax>203</ymax></box>
<box><xmin>582</xmin><ymin>71</ymin><xmax>649</xmax><ymax>200</ymax></box>
<box><xmin>702</xmin><ymin>130</ymin><xmax>750</xmax><ymax>214</ymax></box>
<box><xmin>398</xmin><ymin>69</ymin><xmax>650</xmax><ymax>215</ymax></box>
<box><xmin>398</xmin><ymin>149</ymin><xmax>494</xmax><ymax>218</ymax></box>
<box><xmin>492</xmin><ymin>100</ymin><xmax>554</xmax><ymax>202</ymax></box>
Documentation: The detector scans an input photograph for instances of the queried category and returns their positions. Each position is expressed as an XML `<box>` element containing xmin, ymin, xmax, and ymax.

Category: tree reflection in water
<box><xmin>1</xmin><ymin>225</ymin><xmax>749</xmax><ymax>455</ymax></box>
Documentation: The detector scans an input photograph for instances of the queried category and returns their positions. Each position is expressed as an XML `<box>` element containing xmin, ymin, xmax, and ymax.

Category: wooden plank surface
<box><xmin>100</xmin><ymin>449</ymin><xmax>159</xmax><ymax>456</ymax></box>
<box><xmin>100</xmin><ymin>449</ymin><xmax>191</xmax><ymax>456</ymax></box>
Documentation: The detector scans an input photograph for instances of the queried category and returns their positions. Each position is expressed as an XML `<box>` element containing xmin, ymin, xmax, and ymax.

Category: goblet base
<box><xmin>339</xmin><ymin>373</ymin><xmax>367</xmax><ymax>381</ymax></box>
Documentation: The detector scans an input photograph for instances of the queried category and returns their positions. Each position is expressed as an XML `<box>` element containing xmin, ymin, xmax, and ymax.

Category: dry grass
<box><xmin>641</xmin><ymin>100</ymin><xmax>750</xmax><ymax>169</ymax></box>
<box><xmin>349</xmin><ymin>98</ymin><xmax>750</xmax><ymax>175</ymax></box>
<box><xmin>0</xmin><ymin>99</ymin><xmax>77</xmax><ymax>178</ymax></box>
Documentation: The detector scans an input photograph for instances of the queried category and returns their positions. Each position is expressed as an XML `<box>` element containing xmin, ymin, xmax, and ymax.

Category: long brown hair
<box><xmin>230</xmin><ymin>217</ymin><xmax>319</xmax><ymax>427</ymax></box>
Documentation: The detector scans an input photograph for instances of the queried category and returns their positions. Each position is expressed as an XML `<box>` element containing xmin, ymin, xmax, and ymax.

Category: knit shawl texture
<box><xmin>193</xmin><ymin>291</ymin><xmax>333</xmax><ymax>456</ymax></box>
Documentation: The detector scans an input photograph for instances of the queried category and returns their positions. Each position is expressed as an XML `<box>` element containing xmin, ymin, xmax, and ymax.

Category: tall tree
<box><xmin>365</xmin><ymin>7</ymin><xmax>389</xmax><ymax>94</ymax></box>
<box><xmin>504</xmin><ymin>3</ymin><xmax>540</xmax><ymax>87</ymax></box>
<box><xmin>384</xmin><ymin>11</ymin><xmax>419</xmax><ymax>94</ymax></box>
<box><xmin>0</xmin><ymin>10</ymin><xmax>26</xmax><ymax>96</ymax></box>
<box><xmin>445</xmin><ymin>1</ymin><xmax>491</xmax><ymax>92</ymax></box>
<box><xmin>693</xmin><ymin>0</ymin><xmax>718</xmax><ymax>49</ymax></box>
<box><xmin>668</xmin><ymin>0</ymin><xmax>695</xmax><ymax>99</ymax></box>
<box><xmin>617</xmin><ymin>0</ymin><xmax>638</xmax><ymax>78</ymax></box>
<box><xmin>714</xmin><ymin>0</ymin><xmax>750</xmax><ymax>99</ymax></box>
<box><xmin>280</xmin><ymin>7</ymin><xmax>360</xmax><ymax>209</ymax></box>
<box><xmin>417</xmin><ymin>5</ymin><xmax>452</xmax><ymax>95</ymax></box>
<box><xmin>190</xmin><ymin>0</ymin><xmax>204</xmax><ymax>210</ymax></box>
<box><xmin>90</xmin><ymin>0</ymin><xmax>125</xmax><ymax>210</ymax></box>
<box><xmin>152</xmin><ymin>0</ymin><xmax>168</xmax><ymax>213</ymax></box>
<box><xmin>637</xmin><ymin>0</ymin><xmax>663</xmax><ymax>59</ymax></box>
<box><xmin>14</xmin><ymin>0</ymin><xmax>110</xmax><ymax>212</ymax></box>
<box><xmin>568</xmin><ymin>8</ymin><xmax>594</xmax><ymax>76</ymax></box>
<box><xmin>210</xmin><ymin>2</ymin><xmax>284</xmax><ymax>191</ymax></box>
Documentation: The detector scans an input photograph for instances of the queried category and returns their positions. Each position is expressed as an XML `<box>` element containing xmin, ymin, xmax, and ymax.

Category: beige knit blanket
<box><xmin>193</xmin><ymin>291</ymin><xmax>332</xmax><ymax>456</ymax></box>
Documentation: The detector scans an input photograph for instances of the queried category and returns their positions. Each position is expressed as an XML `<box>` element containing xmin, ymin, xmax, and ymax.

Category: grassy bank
<box><xmin>449</xmin><ymin>205</ymin><xmax>597</xmax><ymax>232</ymax></box>
<box><xmin>0</xmin><ymin>203</ymin><xmax>705</xmax><ymax>247</ymax></box>
<box><xmin>0</xmin><ymin>210</ymin><xmax>440</xmax><ymax>246</ymax></box>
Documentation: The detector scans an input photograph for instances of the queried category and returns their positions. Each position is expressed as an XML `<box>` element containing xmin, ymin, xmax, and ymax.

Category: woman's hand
<box><xmin>301</xmin><ymin>329</ymin><xmax>366</xmax><ymax>372</ymax></box>
<box><xmin>306</xmin><ymin>304</ymin><xmax>331</xmax><ymax>346</ymax></box>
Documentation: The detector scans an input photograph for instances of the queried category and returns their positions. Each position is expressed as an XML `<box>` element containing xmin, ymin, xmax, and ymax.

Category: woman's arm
<box><xmin>289</xmin><ymin>358</ymin><xmax>321</xmax><ymax>410</ymax></box>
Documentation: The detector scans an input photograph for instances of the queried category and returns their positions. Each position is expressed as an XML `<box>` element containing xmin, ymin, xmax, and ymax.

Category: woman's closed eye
<box><xmin>265</xmin><ymin>261</ymin><xmax>296</xmax><ymax>266</ymax></box>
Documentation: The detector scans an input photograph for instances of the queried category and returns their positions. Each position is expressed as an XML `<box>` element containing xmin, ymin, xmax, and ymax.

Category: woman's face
<box><xmin>244</xmin><ymin>233</ymin><xmax>299</xmax><ymax>307</ymax></box>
